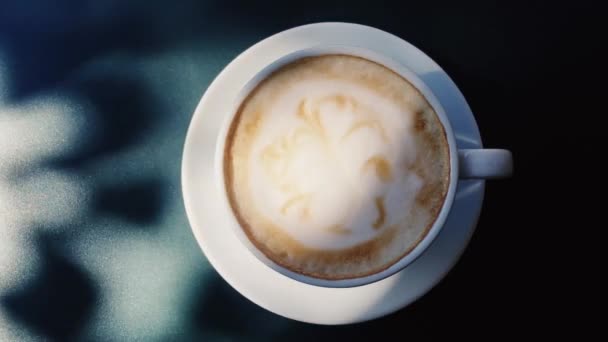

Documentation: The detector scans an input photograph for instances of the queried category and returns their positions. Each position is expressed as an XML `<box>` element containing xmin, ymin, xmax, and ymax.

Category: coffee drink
<box><xmin>224</xmin><ymin>55</ymin><xmax>450</xmax><ymax>280</ymax></box>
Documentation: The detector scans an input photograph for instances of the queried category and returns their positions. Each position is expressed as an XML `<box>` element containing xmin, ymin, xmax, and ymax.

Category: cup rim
<box><xmin>214</xmin><ymin>44</ymin><xmax>459</xmax><ymax>288</ymax></box>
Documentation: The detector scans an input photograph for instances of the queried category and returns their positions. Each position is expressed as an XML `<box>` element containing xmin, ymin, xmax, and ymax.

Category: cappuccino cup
<box><xmin>215</xmin><ymin>45</ymin><xmax>512</xmax><ymax>288</ymax></box>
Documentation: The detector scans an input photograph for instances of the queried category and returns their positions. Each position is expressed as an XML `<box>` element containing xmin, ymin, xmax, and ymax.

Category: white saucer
<box><xmin>182</xmin><ymin>22</ymin><xmax>485</xmax><ymax>325</ymax></box>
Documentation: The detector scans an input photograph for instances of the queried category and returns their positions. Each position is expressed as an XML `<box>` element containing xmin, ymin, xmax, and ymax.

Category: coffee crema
<box><xmin>224</xmin><ymin>55</ymin><xmax>450</xmax><ymax>280</ymax></box>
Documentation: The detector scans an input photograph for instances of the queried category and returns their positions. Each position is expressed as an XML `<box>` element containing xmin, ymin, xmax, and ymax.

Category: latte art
<box><xmin>252</xmin><ymin>91</ymin><xmax>420</xmax><ymax>250</ymax></box>
<box><xmin>225</xmin><ymin>55</ymin><xmax>450</xmax><ymax>279</ymax></box>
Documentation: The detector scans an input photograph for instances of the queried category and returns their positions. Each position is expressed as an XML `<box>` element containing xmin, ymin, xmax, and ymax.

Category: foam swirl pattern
<box><xmin>225</xmin><ymin>55</ymin><xmax>450</xmax><ymax>279</ymax></box>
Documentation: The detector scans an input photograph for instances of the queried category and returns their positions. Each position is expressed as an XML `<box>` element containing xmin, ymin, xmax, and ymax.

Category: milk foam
<box><xmin>249</xmin><ymin>80</ymin><xmax>422</xmax><ymax>249</ymax></box>
<box><xmin>226</xmin><ymin>55</ymin><xmax>450</xmax><ymax>279</ymax></box>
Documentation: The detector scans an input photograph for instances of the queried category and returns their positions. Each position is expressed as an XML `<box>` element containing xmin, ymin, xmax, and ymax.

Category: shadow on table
<box><xmin>189</xmin><ymin>271</ymin><xmax>469</xmax><ymax>341</ymax></box>
<box><xmin>93</xmin><ymin>178</ymin><xmax>166</xmax><ymax>225</ymax></box>
<box><xmin>0</xmin><ymin>232</ymin><xmax>99</xmax><ymax>341</ymax></box>
<box><xmin>46</xmin><ymin>73</ymin><xmax>160</xmax><ymax>170</ymax></box>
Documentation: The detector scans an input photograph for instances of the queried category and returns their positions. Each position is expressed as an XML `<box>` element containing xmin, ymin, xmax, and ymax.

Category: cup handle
<box><xmin>458</xmin><ymin>149</ymin><xmax>513</xmax><ymax>179</ymax></box>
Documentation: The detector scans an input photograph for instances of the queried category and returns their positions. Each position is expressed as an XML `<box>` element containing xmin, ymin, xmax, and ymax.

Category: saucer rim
<box><xmin>181</xmin><ymin>22</ymin><xmax>485</xmax><ymax>325</ymax></box>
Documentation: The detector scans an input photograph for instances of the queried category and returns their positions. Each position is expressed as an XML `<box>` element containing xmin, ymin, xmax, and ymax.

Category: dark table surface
<box><xmin>0</xmin><ymin>0</ymin><xmax>599</xmax><ymax>340</ymax></box>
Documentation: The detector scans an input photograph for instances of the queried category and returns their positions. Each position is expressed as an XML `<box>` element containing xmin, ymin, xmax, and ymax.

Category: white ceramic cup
<box><xmin>214</xmin><ymin>45</ymin><xmax>512</xmax><ymax>288</ymax></box>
